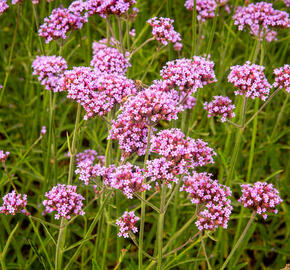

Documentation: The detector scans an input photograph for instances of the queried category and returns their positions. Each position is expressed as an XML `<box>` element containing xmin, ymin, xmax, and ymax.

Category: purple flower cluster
<box><xmin>40</xmin><ymin>126</ymin><xmax>47</xmax><ymax>136</ymax></box>
<box><xmin>204</xmin><ymin>96</ymin><xmax>235</xmax><ymax>122</ymax></box>
<box><xmin>273</xmin><ymin>64</ymin><xmax>289</xmax><ymax>93</ymax></box>
<box><xmin>284</xmin><ymin>0</ymin><xmax>290</xmax><ymax>7</ymax></box>
<box><xmin>184</xmin><ymin>0</ymin><xmax>217</xmax><ymax>22</ymax></box>
<box><xmin>147</xmin><ymin>17</ymin><xmax>181</xmax><ymax>46</ymax></box>
<box><xmin>32</xmin><ymin>56</ymin><xmax>68</xmax><ymax>91</ymax></box>
<box><xmin>173</xmin><ymin>42</ymin><xmax>183</xmax><ymax>52</ymax></box>
<box><xmin>90</xmin><ymin>46</ymin><xmax>131</xmax><ymax>75</ymax></box>
<box><xmin>0</xmin><ymin>150</ymin><xmax>10</xmax><ymax>162</ymax></box>
<box><xmin>116</xmin><ymin>211</ymin><xmax>139</xmax><ymax>238</ymax></box>
<box><xmin>180</xmin><ymin>172</ymin><xmax>232</xmax><ymax>231</ymax></box>
<box><xmin>228</xmin><ymin>61</ymin><xmax>272</xmax><ymax>101</ymax></box>
<box><xmin>160</xmin><ymin>56</ymin><xmax>217</xmax><ymax>94</ymax></box>
<box><xmin>104</xmin><ymin>163</ymin><xmax>150</xmax><ymax>199</ymax></box>
<box><xmin>239</xmin><ymin>182</ymin><xmax>283</xmax><ymax>219</ymax></box>
<box><xmin>59</xmin><ymin>67</ymin><xmax>137</xmax><ymax>119</ymax></box>
<box><xmin>233</xmin><ymin>2</ymin><xmax>289</xmax><ymax>42</ymax></box>
<box><xmin>150</xmin><ymin>129</ymin><xmax>216</xmax><ymax>171</ymax></box>
<box><xmin>76</xmin><ymin>149</ymin><xmax>98</xmax><ymax>164</ymax></box>
<box><xmin>0</xmin><ymin>191</ymin><xmax>28</xmax><ymax>215</ymax></box>
<box><xmin>42</xmin><ymin>184</ymin><xmax>85</xmax><ymax>220</ymax></box>
<box><xmin>92</xmin><ymin>38</ymin><xmax>120</xmax><ymax>53</ymax></box>
<box><xmin>0</xmin><ymin>0</ymin><xmax>8</xmax><ymax>16</ymax></box>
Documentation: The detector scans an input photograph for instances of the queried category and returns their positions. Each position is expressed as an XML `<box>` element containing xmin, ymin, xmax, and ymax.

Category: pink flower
<box><xmin>173</xmin><ymin>42</ymin><xmax>183</xmax><ymax>51</ymax></box>
<box><xmin>92</xmin><ymin>38</ymin><xmax>120</xmax><ymax>53</ymax></box>
<box><xmin>129</xmin><ymin>28</ymin><xmax>136</xmax><ymax>37</ymax></box>
<box><xmin>32</xmin><ymin>56</ymin><xmax>68</xmax><ymax>91</ymax></box>
<box><xmin>0</xmin><ymin>150</ymin><xmax>9</xmax><ymax>162</ymax></box>
<box><xmin>116</xmin><ymin>211</ymin><xmax>139</xmax><ymax>238</ymax></box>
<box><xmin>185</xmin><ymin>0</ymin><xmax>217</xmax><ymax>22</ymax></box>
<box><xmin>147</xmin><ymin>17</ymin><xmax>181</xmax><ymax>46</ymax></box>
<box><xmin>228</xmin><ymin>61</ymin><xmax>272</xmax><ymax>101</ymax></box>
<box><xmin>180</xmin><ymin>172</ymin><xmax>232</xmax><ymax>230</ymax></box>
<box><xmin>273</xmin><ymin>64</ymin><xmax>289</xmax><ymax>93</ymax></box>
<box><xmin>42</xmin><ymin>184</ymin><xmax>85</xmax><ymax>220</ymax></box>
<box><xmin>204</xmin><ymin>96</ymin><xmax>235</xmax><ymax>122</ymax></box>
<box><xmin>40</xmin><ymin>126</ymin><xmax>47</xmax><ymax>136</ymax></box>
<box><xmin>0</xmin><ymin>191</ymin><xmax>28</xmax><ymax>215</ymax></box>
<box><xmin>0</xmin><ymin>0</ymin><xmax>8</xmax><ymax>16</ymax></box>
<box><xmin>239</xmin><ymin>181</ymin><xmax>283</xmax><ymax>220</ymax></box>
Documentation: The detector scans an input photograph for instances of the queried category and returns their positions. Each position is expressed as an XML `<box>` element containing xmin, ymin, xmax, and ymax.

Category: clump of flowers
<box><xmin>90</xmin><ymin>46</ymin><xmax>131</xmax><ymax>75</ymax></box>
<box><xmin>105</xmin><ymin>163</ymin><xmax>150</xmax><ymax>199</ymax></box>
<box><xmin>239</xmin><ymin>181</ymin><xmax>283</xmax><ymax>220</ymax></box>
<box><xmin>0</xmin><ymin>191</ymin><xmax>28</xmax><ymax>215</ymax></box>
<box><xmin>150</xmin><ymin>129</ymin><xmax>216</xmax><ymax>170</ymax></box>
<box><xmin>180</xmin><ymin>172</ymin><xmax>233</xmax><ymax>230</ymax></box>
<box><xmin>273</xmin><ymin>64</ymin><xmax>289</xmax><ymax>93</ymax></box>
<box><xmin>76</xmin><ymin>149</ymin><xmax>98</xmax><ymax>164</ymax></box>
<box><xmin>116</xmin><ymin>211</ymin><xmax>139</xmax><ymax>238</ymax></box>
<box><xmin>0</xmin><ymin>150</ymin><xmax>9</xmax><ymax>162</ymax></box>
<box><xmin>147</xmin><ymin>17</ymin><xmax>181</xmax><ymax>46</ymax></box>
<box><xmin>233</xmin><ymin>2</ymin><xmax>289</xmax><ymax>42</ymax></box>
<box><xmin>204</xmin><ymin>96</ymin><xmax>235</xmax><ymax>122</ymax></box>
<box><xmin>184</xmin><ymin>0</ymin><xmax>217</xmax><ymax>22</ymax></box>
<box><xmin>0</xmin><ymin>0</ymin><xmax>8</xmax><ymax>16</ymax></box>
<box><xmin>40</xmin><ymin>126</ymin><xmax>47</xmax><ymax>136</ymax></box>
<box><xmin>228</xmin><ymin>61</ymin><xmax>272</xmax><ymax>101</ymax></box>
<box><xmin>92</xmin><ymin>38</ymin><xmax>120</xmax><ymax>53</ymax></box>
<box><xmin>160</xmin><ymin>56</ymin><xmax>217</xmax><ymax>94</ymax></box>
<box><xmin>42</xmin><ymin>184</ymin><xmax>85</xmax><ymax>220</ymax></box>
<box><xmin>32</xmin><ymin>56</ymin><xmax>68</xmax><ymax>91</ymax></box>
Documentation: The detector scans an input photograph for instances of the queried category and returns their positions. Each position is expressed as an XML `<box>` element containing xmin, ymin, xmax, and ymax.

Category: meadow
<box><xmin>0</xmin><ymin>0</ymin><xmax>289</xmax><ymax>269</ymax></box>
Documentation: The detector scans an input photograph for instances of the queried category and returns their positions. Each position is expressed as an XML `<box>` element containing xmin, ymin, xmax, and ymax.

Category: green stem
<box><xmin>157</xmin><ymin>185</ymin><xmax>166</xmax><ymax>270</ymax></box>
<box><xmin>206</xmin><ymin>7</ymin><xmax>218</xmax><ymax>56</ymax></box>
<box><xmin>220</xmin><ymin>212</ymin><xmax>256</xmax><ymax>270</ymax></box>
<box><xmin>130</xmin><ymin>37</ymin><xmax>155</xmax><ymax>57</ymax></box>
<box><xmin>191</xmin><ymin>0</ymin><xmax>197</xmax><ymax>55</ymax></box>
<box><xmin>200</xmin><ymin>232</ymin><xmax>212</xmax><ymax>270</ymax></box>
<box><xmin>117</xmin><ymin>16</ymin><xmax>125</xmax><ymax>55</ymax></box>
<box><xmin>141</xmin><ymin>45</ymin><xmax>161</xmax><ymax>81</ymax></box>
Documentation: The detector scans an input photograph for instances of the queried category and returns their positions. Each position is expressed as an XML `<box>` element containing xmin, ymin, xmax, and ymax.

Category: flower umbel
<box><xmin>116</xmin><ymin>211</ymin><xmax>139</xmax><ymax>238</ymax></box>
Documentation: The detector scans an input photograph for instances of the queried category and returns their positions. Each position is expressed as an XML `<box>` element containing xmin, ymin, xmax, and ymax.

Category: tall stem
<box><xmin>117</xmin><ymin>16</ymin><xmax>125</xmax><ymax>55</ymax></box>
<box><xmin>141</xmin><ymin>46</ymin><xmax>161</xmax><ymax>81</ymax></box>
<box><xmin>220</xmin><ymin>212</ymin><xmax>256</xmax><ymax>270</ymax></box>
<box><xmin>191</xmin><ymin>0</ymin><xmax>197</xmax><ymax>55</ymax></box>
<box><xmin>157</xmin><ymin>185</ymin><xmax>166</xmax><ymax>270</ymax></box>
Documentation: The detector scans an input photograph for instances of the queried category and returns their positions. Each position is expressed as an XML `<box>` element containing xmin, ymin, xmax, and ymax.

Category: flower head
<box><xmin>185</xmin><ymin>0</ymin><xmax>217</xmax><ymax>22</ymax></box>
<box><xmin>239</xmin><ymin>181</ymin><xmax>283</xmax><ymax>219</ymax></box>
<box><xmin>173</xmin><ymin>42</ymin><xmax>183</xmax><ymax>51</ymax></box>
<box><xmin>42</xmin><ymin>184</ymin><xmax>85</xmax><ymax>220</ymax></box>
<box><xmin>116</xmin><ymin>211</ymin><xmax>139</xmax><ymax>238</ymax></box>
<box><xmin>273</xmin><ymin>64</ymin><xmax>289</xmax><ymax>93</ymax></box>
<box><xmin>40</xmin><ymin>126</ymin><xmax>47</xmax><ymax>136</ymax></box>
<box><xmin>0</xmin><ymin>191</ymin><xmax>28</xmax><ymax>215</ymax></box>
<box><xmin>0</xmin><ymin>150</ymin><xmax>10</xmax><ymax>162</ymax></box>
<box><xmin>0</xmin><ymin>0</ymin><xmax>8</xmax><ymax>16</ymax></box>
<box><xmin>92</xmin><ymin>38</ymin><xmax>120</xmax><ymax>53</ymax></box>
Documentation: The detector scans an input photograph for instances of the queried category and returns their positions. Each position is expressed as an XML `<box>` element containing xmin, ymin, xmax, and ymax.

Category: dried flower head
<box><xmin>116</xmin><ymin>211</ymin><xmax>139</xmax><ymax>238</ymax></box>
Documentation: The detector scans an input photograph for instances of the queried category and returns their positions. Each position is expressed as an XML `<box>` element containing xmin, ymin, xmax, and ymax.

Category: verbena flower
<box><xmin>185</xmin><ymin>0</ymin><xmax>217</xmax><ymax>22</ymax></box>
<box><xmin>0</xmin><ymin>0</ymin><xmax>8</xmax><ymax>16</ymax></box>
<box><xmin>0</xmin><ymin>191</ymin><xmax>28</xmax><ymax>215</ymax></box>
<box><xmin>90</xmin><ymin>46</ymin><xmax>131</xmax><ymax>75</ymax></box>
<box><xmin>76</xmin><ymin>149</ymin><xmax>98</xmax><ymax>164</ymax></box>
<box><xmin>204</xmin><ymin>96</ymin><xmax>235</xmax><ymax>122</ymax></box>
<box><xmin>116</xmin><ymin>211</ymin><xmax>139</xmax><ymax>238</ymax></box>
<box><xmin>42</xmin><ymin>184</ymin><xmax>85</xmax><ymax>220</ymax></box>
<box><xmin>92</xmin><ymin>38</ymin><xmax>120</xmax><ymax>53</ymax></box>
<box><xmin>40</xmin><ymin>126</ymin><xmax>47</xmax><ymax>136</ymax></box>
<box><xmin>150</xmin><ymin>128</ymin><xmax>216</xmax><ymax>169</ymax></box>
<box><xmin>239</xmin><ymin>181</ymin><xmax>283</xmax><ymax>220</ymax></box>
<box><xmin>273</xmin><ymin>64</ymin><xmax>289</xmax><ymax>93</ymax></box>
<box><xmin>32</xmin><ymin>56</ymin><xmax>68</xmax><ymax>91</ymax></box>
<box><xmin>180</xmin><ymin>172</ymin><xmax>232</xmax><ymax>231</ymax></box>
<box><xmin>233</xmin><ymin>2</ymin><xmax>289</xmax><ymax>42</ymax></box>
<box><xmin>228</xmin><ymin>61</ymin><xmax>272</xmax><ymax>101</ymax></box>
<box><xmin>0</xmin><ymin>150</ymin><xmax>10</xmax><ymax>162</ymax></box>
<box><xmin>173</xmin><ymin>42</ymin><xmax>183</xmax><ymax>51</ymax></box>
<box><xmin>129</xmin><ymin>28</ymin><xmax>136</xmax><ymax>37</ymax></box>
<box><xmin>147</xmin><ymin>17</ymin><xmax>181</xmax><ymax>46</ymax></box>
<box><xmin>284</xmin><ymin>0</ymin><xmax>290</xmax><ymax>7</ymax></box>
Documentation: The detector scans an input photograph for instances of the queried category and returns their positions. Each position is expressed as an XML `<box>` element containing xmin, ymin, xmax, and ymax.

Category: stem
<box><xmin>225</xmin><ymin>119</ymin><xmax>243</xmax><ymax>129</ymax></box>
<box><xmin>157</xmin><ymin>185</ymin><xmax>166</xmax><ymax>270</ymax></box>
<box><xmin>206</xmin><ymin>7</ymin><xmax>218</xmax><ymax>56</ymax></box>
<box><xmin>130</xmin><ymin>37</ymin><xmax>155</xmax><ymax>57</ymax></box>
<box><xmin>55</xmin><ymin>219</ymin><xmax>66</xmax><ymax>270</ymax></box>
<box><xmin>141</xmin><ymin>45</ymin><xmax>161</xmax><ymax>81</ymax></box>
<box><xmin>200</xmin><ymin>232</ymin><xmax>212</xmax><ymax>270</ymax></box>
<box><xmin>106</xmin><ymin>17</ymin><xmax>121</xmax><ymax>52</ymax></box>
<box><xmin>134</xmin><ymin>193</ymin><xmax>161</xmax><ymax>213</ymax></box>
<box><xmin>117</xmin><ymin>16</ymin><xmax>125</xmax><ymax>55</ymax></box>
<box><xmin>220</xmin><ymin>212</ymin><xmax>256</xmax><ymax>270</ymax></box>
<box><xmin>129</xmin><ymin>233</ymin><xmax>156</xmax><ymax>261</ymax></box>
<box><xmin>191</xmin><ymin>0</ymin><xmax>197</xmax><ymax>55</ymax></box>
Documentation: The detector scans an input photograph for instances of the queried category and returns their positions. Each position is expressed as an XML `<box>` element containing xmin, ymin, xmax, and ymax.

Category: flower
<box><xmin>233</xmin><ymin>2</ymin><xmax>289</xmax><ymax>42</ymax></box>
<box><xmin>0</xmin><ymin>0</ymin><xmax>8</xmax><ymax>16</ymax></box>
<box><xmin>173</xmin><ymin>42</ymin><xmax>183</xmax><ymax>51</ymax></box>
<box><xmin>40</xmin><ymin>126</ymin><xmax>47</xmax><ymax>136</ymax></box>
<box><xmin>116</xmin><ymin>211</ymin><xmax>139</xmax><ymax>238</ymax></box>
<box><xmin>92</xmin><ymin>38</ymin><xmax>120</xmax><ymax>53</ymax></box>
<box><xmin>129</xmin><ymin>28</ymin><xmax>136</xmax><ymax>37</ymax></box>
<box><xmin>76</xmin><ymin>149</ymin><xmax>98</xmax><ymax>164</ymax></box>
<box><xmin>180</xmin><ymin>172</ymin><xmax>232</xmax><ymax>230</ymax></box>
<box><xmin>273</xmin><ymin>64</ymin><xmax>289</xmax><ymax>93</ymax></box>
<box><xmin>239</xmin><ymin>181</ymin><xmax>283</xmax><ymax>219</ymax></box>
<box><xmin>32</xmin><ymin>55</ymin><xmax>68</xmax><ymax>91</ymax></box>
<box><xmin>228</xmin><ymin>61</ymin><xmax>272</xmax><ymax>101</ymax></box>
<box><xmin>0</xmin><ymin>191</ymin><xmax>28</xmax><ymax>215</ymax></box>
<box><xmin>204</xmin><ymin>96</ymin><xmax>235</xmax><ymax>122</ymax></box>
<box><xmin>147</xmin><ymin>17</ymin><xmax>181</xmax><ymax>46</ymax></box>
<box><xmin>185</xmin><ymin>0</ymin><xmax>217</xmax><ymax>22</ymax></box>
<box><xmin>0</xmin><ymin>150</ymin><xmax>9</xmax><ymax>162</ymax></box>
<box><xmin>42</xmin><ymin>184</ymin><xmax>85</xmax><ymax>220</ymax></box>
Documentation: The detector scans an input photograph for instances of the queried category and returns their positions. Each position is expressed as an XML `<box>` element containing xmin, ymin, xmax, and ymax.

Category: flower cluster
<box><xmin>0</xmin><ymin>191</ymin><xmax>28</xmax><ymax>215</ymax></box>
<box><xmin>91</xmin><ymin>46</ymin><xmax>131</xmax><ymax>75</ymax></box>
<box><xmin>87</xmin><ymin>0</ymin><xmax>136</xmax><ymax>18</ymax></box>
<box><xmin>42</xmin><ymin>184</ymin><xmax>85</xmax><ymax>220</ymax></box>
<box><xmin>92</xmin><ymin>38</ymin><xmax>120</xmax><ymax>53</ymax></box>
<box><xmin>32</xmin><ymin>56</ymin><xmax>68</xmax><ymax>91</ymax></box>
<box><xmin>40</xmin><ymin>126</ymin><xmax>47</xmax><ymax>136</ymax></box>
<box><xmin>273</xmin><ymin>64</ymin><xmax>289</xmax><ymax>93</ymax></box>
<box><xmin>239</xmin><ymin>181</ymin><xmax>283</xmax><ymax>219</ymax></box>
<box><xmin>59</xmin><ymin>67</ymin><xmax>137</xmax><ymax>119</ymax></box>
<box><xmin>0</xmin><ymin>0</ymin><xmax>8</xmax><ymax>16</ymax></box>
<box><xmin>160</xmin><ymin>56</ymin><xmax>217</xmax><ymax>93</ymax></box>
<box><xmin>0</xmin><ymin>150</ymin><xmax>9</xmax><ymax>162</ymax></box>
<box><xmin>105</xmin><ymin>163</ymin><xmax>150</xmax><ymax>199</ymax></box>
<box><xmin>233</xmin><ymin>2</ymin><xmax>289</xmax><ymax>42</ymax></box>
<box><xmin>147</xmin><ymin>17</ymin><xmax>181</xmax><ymax>46</ymax></box>
<box><xmin>180</xmin><ymin>172</ymin><xmax>233</xmax><ymax>230</ymax></box>
<box><xmin>39</xmin><ymin>2</ymin><xmax>88</xmax><ymax>43</ymax></box>
<box><xmin>150</xmin><ymin>129</ymin><xmax>216</xmax><ymax>171</ymax></box>
<box><xmin>173</xmin><ymin>42</ymin><xmax>183</xmax><ymax>52</ymax></box>
<box><xmin>228</xmin><ymin>61</ymin><xmax>272</xmax><ymax>101</ymax></box>
<box><xmin>116</xmin><ymin>211</ymin><xmax>139</xmax><ymax>238</ymax></box>
<box><xmin>284</xmin><ymin>0</ymin><xmax>290</xmax><ymax>7</ymax></box>
<box><xmin>185</xmin><ymin>0</ymin><xmax>217</xmax><ymax>22</ymax></box>
<box><xmin>76</xmin><ymin>149</ymin><xmax>98</xmax><ymax>164</ymax></box>
<box><xmin>204</xmin><ymin>96</ymin><xmax>235</xmax><ymax>122</ymax></box>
